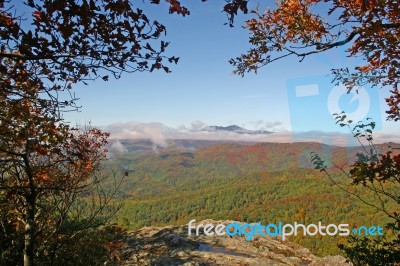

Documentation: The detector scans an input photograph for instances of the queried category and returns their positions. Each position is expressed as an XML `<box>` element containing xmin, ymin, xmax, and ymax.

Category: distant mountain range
<box><xmin>201</xmin><ymin>125</ymin><xmax>273</xmax><ymax>135</ymax></box>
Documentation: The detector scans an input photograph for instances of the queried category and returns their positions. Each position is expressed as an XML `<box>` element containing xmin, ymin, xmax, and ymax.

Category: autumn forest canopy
<box><xmin>0</xmin><ymin>0</ymin><xmax>399</xmax><ymax>265</ymax></box>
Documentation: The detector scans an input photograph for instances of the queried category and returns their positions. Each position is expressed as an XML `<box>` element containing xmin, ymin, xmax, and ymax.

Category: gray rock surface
<box><xmin>120</xmin><ymin>220</ymin><xmax>352</xmax><ymax>266</ymax></box>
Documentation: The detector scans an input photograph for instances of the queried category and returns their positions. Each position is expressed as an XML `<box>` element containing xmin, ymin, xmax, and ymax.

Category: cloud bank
<box><xmin>102</xmin><ymin>121</ymin><xmax>399</xmax><ymax>151</ymax></box>
<box><xmin>105</xmin><ymin>122</ymin><xmax>168</xmax><ymax>148</ymax></box>
<box><xmin>105</xmin><ymin>121</ymin><xmax>291</xmax><ymax>145</ymax></box>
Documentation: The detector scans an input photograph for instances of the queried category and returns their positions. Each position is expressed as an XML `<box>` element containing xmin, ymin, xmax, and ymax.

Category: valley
<box><xmin>107</xmin><ymin>140</ymin><xmax>399</xmax><ymax>256</ymax></box>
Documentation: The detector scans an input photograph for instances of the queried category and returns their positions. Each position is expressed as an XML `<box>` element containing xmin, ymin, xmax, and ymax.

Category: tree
<box><xmin>0</xmin><ymin>0</ymin><xmax>248</xmax><ymax>106</ymax></box>
<box><xmin>0</xmin><ymin>0</ymin><xmax>186</xmax><ymax>264</ymax></box>
<box><xmin>226</xmin><ymin>1</ymin><xmax>399</xmax><ymax>264</ymax></box>
<box><xmin>0</xmin><ymin>0</ymin><xmax>200</xmax><ymax>264</ymax></box>
<box><xmin>0</xmin><ymin>72</ymin><xmax>126</xmax><ymax>264</ymax></box>
<box><xmin>311</xmin><ymin>113</ymin><xmax>400</xmax><ymax>265</ymax></box>
<box><xmin>1</xmin><ymin>0</ymin><xmax>185</xmax><ymax>115</ymax></box>
<box><xmin>0</xmin><ymin>1</ymin><xmax>251</xmax><ymax>264</ymax></box>
<box><xmin>229</xmin><ymin>0</ymin><xmax>400</xmax><ymax>121</ymax></box>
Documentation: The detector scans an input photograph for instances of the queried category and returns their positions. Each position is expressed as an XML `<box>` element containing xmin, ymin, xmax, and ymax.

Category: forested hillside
<box><xmin>108</xmin><ymin>140</ymin><xmax>399</xmax><ymax>256</ymax></box>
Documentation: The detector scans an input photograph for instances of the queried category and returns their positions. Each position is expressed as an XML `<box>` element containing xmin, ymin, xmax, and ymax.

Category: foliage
<box><xmin>107</xmin><ymin>141</ymin><xmax>396</xmax><ymax>256</ymax></box>
<box><xmin>1</xmin><ymin>0</ymin><xmax>180</xmax><ymax>89</ymax></box>
<box><xmin>0</xmin><ymin>84</ymin><xmax>124</xmax><ymax>265</ymax></box>
<box><xmin>338</xmin><ymin>228</ymin><xmax>400</xmax><ymax>266</ymax></box>
<box><xmin>38</xmin><ymin>223</ymin><xmax>126</xmax><ymax>266</ymax></box>
<box><xmin>0</xmin><ymin>1</ymin><xmax>252</xmax><ymax>264</ymax></box>
<box><xmin>0</xmin><ymin>0</ymin><xmax>171</xmax><ymax>264</ymax></box>
<box><xmin>311</xmin><ymin>112</ymin><xmax>400</xmax><ymax>265</ymax></box>
<box><xmin>0</xmin><ymin>0</ymin><xmax>249</xmax><ymax>108</ymax></box>
<box><xmin>229</xmin><ymin>0</ymin><xmax>400</xmax><ymax>120</ymax></box>
<box><xmin>224</xmin><ymin>1</ymin><xmax>400</xmax><ymax>262</ymax></box>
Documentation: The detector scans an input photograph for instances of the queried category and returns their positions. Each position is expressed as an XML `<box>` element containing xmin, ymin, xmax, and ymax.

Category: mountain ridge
<box><xmin>110</xmin><ymin>141</ymin><xmax>399</xmax><ymax>257</ymax></box>
<box><xmin>201</xmin><ymin>125</ymin><xmax>273</xmax><ymax>135</ymax></box>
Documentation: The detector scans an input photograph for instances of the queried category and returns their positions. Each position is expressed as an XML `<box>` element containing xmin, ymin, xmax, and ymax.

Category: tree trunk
<box><xmin>24</xmin><ymin>194</ymin><xmax>36</xmax><ymax>266</ymax></box>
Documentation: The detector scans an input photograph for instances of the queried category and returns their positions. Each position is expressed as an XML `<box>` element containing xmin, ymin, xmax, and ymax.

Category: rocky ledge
<box><xmin>120</xmin><ymin>220</ymin><xmax>352</xmax><ymax>266</ymax></box>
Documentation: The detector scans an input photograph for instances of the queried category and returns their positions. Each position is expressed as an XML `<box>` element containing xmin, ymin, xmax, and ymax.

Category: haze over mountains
<box><xmin>201</xmin><ymin>125</ymin><xmax>273</xmax><ymax>135</ymax></box>
<box><xmin>104</xmin><ymin>122</ymin><xmax>400</xmax><ymax>150</ymax></box>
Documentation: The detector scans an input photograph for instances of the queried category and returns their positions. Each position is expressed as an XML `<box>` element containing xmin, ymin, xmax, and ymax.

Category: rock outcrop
<box><xmin>119</xmin><ymin>220</ymin><xmax>352</xmax><ymax>266</ymax></box>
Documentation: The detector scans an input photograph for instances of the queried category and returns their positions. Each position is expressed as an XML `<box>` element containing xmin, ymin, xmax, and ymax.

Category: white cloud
<box><xmin>104</xmin><ymin>121</ymin><xmax>290</xmax><ymax>145</ymax></box>
<box><xmin>109</xmin><ymin>140</ymin><xmax>126</xmax><ymax>155</ymax></box>
<box><xmin>248</xmin><ymin>120</ymin><xmax>283</xmax><ymax>131</ymax></box>
<box><xmin>190</xmin><ymin>121</ymin><xmax>206</xmax><ymax>131</ymax></box>
<box><xmin>103</xmin><ymin>121</ymin><xmax>399</xmax><ymax>148</ymax></box>
<box><xmin>105</xmin><ymin>121</ymin><xmax>168</xmax><ymax>148</ymax></box>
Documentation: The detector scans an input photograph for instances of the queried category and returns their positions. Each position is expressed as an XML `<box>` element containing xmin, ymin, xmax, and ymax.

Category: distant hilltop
<box><xmin>201</xmin><ymin>125</ymin><xmax>273</xmax><ymax>135</ymax></box>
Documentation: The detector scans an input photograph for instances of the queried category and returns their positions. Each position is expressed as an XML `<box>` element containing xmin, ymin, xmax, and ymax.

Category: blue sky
<box><xmin>39</xmin><ymin>1</ymin><xmax>397</xmax><ymax>140</ymax></box>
